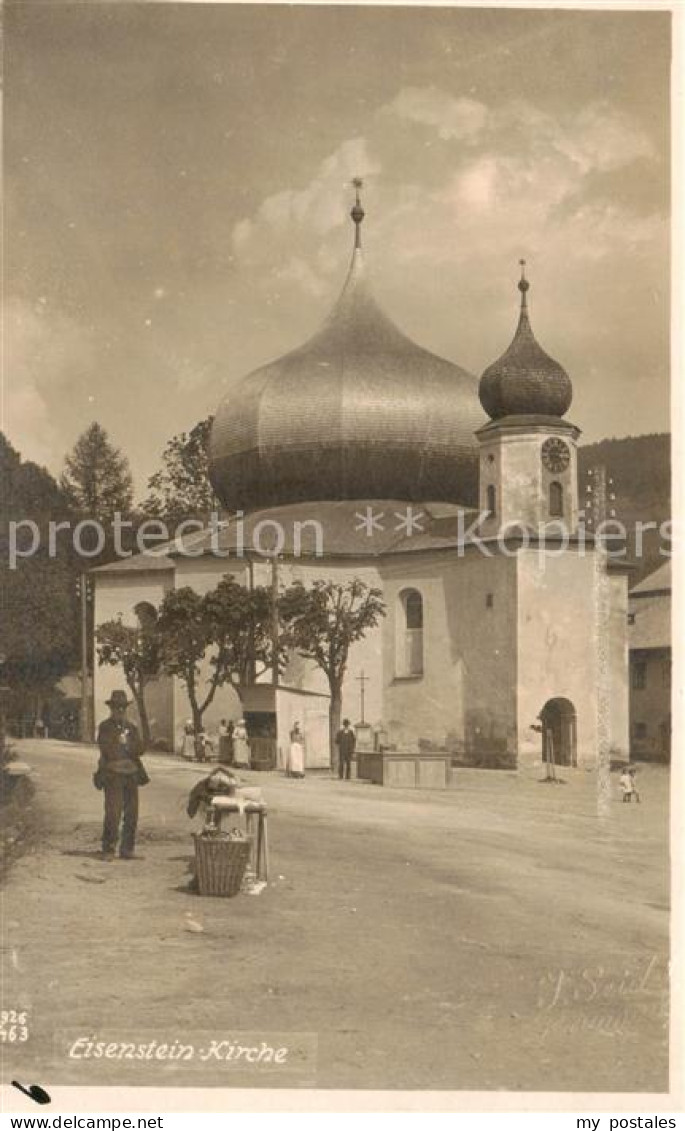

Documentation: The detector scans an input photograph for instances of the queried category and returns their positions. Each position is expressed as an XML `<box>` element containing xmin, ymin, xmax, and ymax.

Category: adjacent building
<box><xmin>628</xmin><ymin>560</ymin><xmax>671</xmax><ymax>761</ymax></box>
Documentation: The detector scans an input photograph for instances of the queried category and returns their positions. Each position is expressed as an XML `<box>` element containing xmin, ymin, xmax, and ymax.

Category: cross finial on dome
<box><xmin>350</xmin><ymin>177</ymin><xmax>365</xmax><ymax>250</ymax></box>
<box><xmin>517</xmin><ymin>258</ymin><xmax>530</xmax><ymax>320</ymax></box>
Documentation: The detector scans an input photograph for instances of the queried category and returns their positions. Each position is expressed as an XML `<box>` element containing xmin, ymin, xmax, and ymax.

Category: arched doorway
<box><xmin>539</xmin><ymin>698</ymin><xmax>577</xmax><ymax>767</ymax></box>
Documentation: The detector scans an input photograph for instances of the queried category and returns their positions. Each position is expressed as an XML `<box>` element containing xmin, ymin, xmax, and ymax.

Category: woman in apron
<box><xmin>180</xmin><ymin>720</ymin><xmax>195</xmax><ymax>760</ymax></box>
<box><xmin>287</xmin><ymin>722</ymin><xmax>305</xmax><ymax>779</ymax></box>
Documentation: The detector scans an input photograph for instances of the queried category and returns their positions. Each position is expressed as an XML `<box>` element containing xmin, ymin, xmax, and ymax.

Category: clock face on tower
<box><xmin>541</xmin><ymin>437</ymin><xmax>570</xmax><ymax>473</ymax></box>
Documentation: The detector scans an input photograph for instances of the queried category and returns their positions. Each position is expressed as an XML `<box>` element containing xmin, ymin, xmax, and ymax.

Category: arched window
<box><xmin>549</xmin><ymin>481</ymin><xmax>564</xmax><ymax>518</ymax></box>
<box><xmin>486</xmin><ymin>484</ymin><xmax>496</xmax><ymax>517</ymax></box>
<box><xmin>398</xmin><ymin>588</ymin><xmax>424</xmax><ymax>676</ymax></box>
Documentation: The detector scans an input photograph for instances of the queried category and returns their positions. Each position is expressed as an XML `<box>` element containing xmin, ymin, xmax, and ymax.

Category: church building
<box><xmin>92</xmin><ymin>187</ymin><xmax>630</xmax><ymax>771</ymax></box>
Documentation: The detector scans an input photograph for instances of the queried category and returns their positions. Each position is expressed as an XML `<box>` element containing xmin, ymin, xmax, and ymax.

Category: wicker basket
<box><xmin>193</xmin><ymin>834</ymin><xmax>252</xmax><ymax>897</ymax></box>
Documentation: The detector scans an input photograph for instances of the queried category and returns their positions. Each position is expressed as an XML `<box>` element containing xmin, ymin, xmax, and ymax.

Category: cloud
<box><xmin>232</xmin><ymin>89</ymin><xmax>660</xmax><ymax>302</ymax></box>
<box><xmin>275</xmin><ymin>257</ymin><xmax>328</xmax><ymax>298</ymax></box>
<box><xmin>373</xmin><ymin>92</ymin><xmax>660</xmax><ymax>275</ymax></box>
<box><xmin>2</xmin><ymin>298</ymin><xmax>98</xmax><ymax>474</ymax></box>
<box><xmin>232</xmin><ymin>137</ymin><xmax>381</xmax><ymax>264</ymax></box>
<box><xmin>384</xmin><ymin>86</ymin><xmax>488</xmax><ymax>141</ymax></box>
<box><xmin>216</xmin><ymin>83</ymin><xmax>667</xmax><ymax>446</ymax></box>
<box><xmin>549</xmin><ymin>103</ymin><xmax>655</xmax><ymax>174</ymax></box>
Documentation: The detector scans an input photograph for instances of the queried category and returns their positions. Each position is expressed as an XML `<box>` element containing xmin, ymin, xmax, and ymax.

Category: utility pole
<box><xmin>0</xmin><ymin>652</ymin><xmax>8</xmax><ymax>757</ymax></box>
<box><xmin>79</xmin><ymin>571</ymin><xmax>92</xmax><ymax>743</ymax></box>
<box><xmin>244</xmin><ymin>556</ymin><xmax>257</xmax><ymax>685</ymax></box>
<box><xmin>271</xmin><ymin>555</ymin><xmax>280</xmax><ymax>686</ymax></box>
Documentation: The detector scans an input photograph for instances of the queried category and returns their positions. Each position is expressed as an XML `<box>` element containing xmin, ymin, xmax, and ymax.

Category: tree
<box><xmin>279</xmin><ymin>579</ymin><xmax>386</xmax><ymax>769</ymax></box>
<box><xmin>203</xmin><ymin>574</ymin><xmax>283</xmax><ymax>690</ymax></box>
<box><xmin>0</xmin><ymin>433</ymin><xmax>80</xmax><ymax>723</ymax></box>
<box><xmin>156</xmin><ymin>588</ymin><xmax>216</xmax><ymax>745</ymax></box>
<box><xmin>61</xmin><ymin>422</ymin><xmax>133</xmax><ymax>523</ymax></box>
<box><xmin>142</xmin><ymin>416</ymin><xmax>219</xmax><ymax>528</ymax></box>
<box><xmin>95</xmin><ymin>614</ymin><xmax>160</xmax><ymax>748</ymax></box>
<box><xmin>156</xmin><ymin>577</ymin><xmax>279</xmax><ymax>751</ymax></box>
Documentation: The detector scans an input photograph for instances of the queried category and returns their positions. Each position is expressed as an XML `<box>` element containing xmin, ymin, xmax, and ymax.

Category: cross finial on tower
<box><xmin>350</xmin><ymin>177</ymin><xmax>365</xmax><ymax>249</ymax></box>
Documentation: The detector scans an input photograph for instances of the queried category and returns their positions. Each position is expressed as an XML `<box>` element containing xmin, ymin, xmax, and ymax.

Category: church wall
<box><xmin>379</xmin><ymin>550</ymin><xmax>518</xmax><ymax>762</ymax></box>
<box><xmin>608</xmin><ymin>572</ymin><xmax>630</xmax><ymax>763</ymax></box>
<box><xmin>92</xmin><ymin>571</ymin><xmax>175</xmax><ymax>746</ymax></box>
<box><xmin>515</xmin><ymin>549</ymin><xmax>599</xmax><ymax>769</ymax></box>
<box><xmin>282</xmin><ymin>558</ymin><xmax>385</xmax><ymax>738</ymax></box>
<box><xmin>175</xmin><ymin>555</ymin><xmax>250</xmax><ymax>594</ymax></box>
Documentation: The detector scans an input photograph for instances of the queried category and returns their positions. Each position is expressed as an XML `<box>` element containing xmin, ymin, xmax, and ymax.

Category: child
<box><xmin>619</xmin><ymin>766</ymin><xmax>640</xmax><ymax>803</ymax></box>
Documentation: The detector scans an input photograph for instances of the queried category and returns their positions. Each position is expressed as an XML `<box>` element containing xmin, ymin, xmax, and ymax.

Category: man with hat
<box><xmin>335</xmin><ymin>718</ymin><xmax>356</xmax><ymax>781</ymax></box>
<box><xmin>95</xmin><ymin>690</ymin><xmax>149</xmax><ymax>860</ymax></box>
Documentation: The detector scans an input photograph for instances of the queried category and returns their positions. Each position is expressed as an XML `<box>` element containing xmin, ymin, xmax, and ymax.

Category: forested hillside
<box><xmin>578</xmin><ymin>433</ymin><xmax>670</xmax><ymax>583</ymax></box>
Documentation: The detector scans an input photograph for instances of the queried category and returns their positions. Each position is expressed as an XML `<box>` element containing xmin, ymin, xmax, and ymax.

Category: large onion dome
<box><xmin>479</xmin><ymin>262</ymin><xmax>572</xmax><ymax>420</ymax></box>
<box><xmin>209</xmin><ymin>184</ymin><xmax>485</xmax><ymax>513</ymax></box>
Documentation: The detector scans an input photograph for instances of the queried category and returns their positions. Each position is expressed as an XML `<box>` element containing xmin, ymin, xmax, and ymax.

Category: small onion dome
<box><xmin>479</xmin><ymin>262</ymin><xmax>572</xmax><ymax>420</ymax></box>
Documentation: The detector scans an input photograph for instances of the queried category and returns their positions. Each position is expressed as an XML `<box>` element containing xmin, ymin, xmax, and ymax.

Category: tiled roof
<box><xmin>630</xmin><ymin>559</ymin><xmax>671</xmax><ymax>595</ymax></box>
<box><xmin>89</xmin><ymin>501</ymin><xmax>481</xmax><ymax>574</ymax></box>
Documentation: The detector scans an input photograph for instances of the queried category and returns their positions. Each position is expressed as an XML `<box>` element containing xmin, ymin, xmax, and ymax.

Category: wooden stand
<box><xmin>363</xmin><ymin>749</ymin><xmax>451</xmax><ymax>789</ymax></box>
<box><xmin>209</xmin><ymin>796</ymin><xmax>269</xmax><ymax>881</ymax></box>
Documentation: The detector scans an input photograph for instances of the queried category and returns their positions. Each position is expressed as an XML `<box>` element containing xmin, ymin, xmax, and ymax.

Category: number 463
<box><xmin>0</xmin><ymin>1011</ymin><xmax>29</xmax><ymax>1042</ymax></box>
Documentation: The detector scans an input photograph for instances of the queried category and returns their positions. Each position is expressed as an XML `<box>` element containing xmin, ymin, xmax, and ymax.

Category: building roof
<box><xmin>209</xmin><ymin>188</ymin><xmax>486</xmax><ymax>514</ymax></box>
<box><xmin>90</xmin><ymin>499</ymin><xmax>632</xmax><ymax>577</ymax></box>
<box><xmin>479</xmin><ymin>263</ymin><xmax>573</xmax><ymax>421</ymax></box>
<box><xmin>92</xmin><ymin>501</ymin><xmax>480</xmax><ymax>575</ymax></box>
<box><xmin>629</xmin><ymin>560</ymin><xmax>671</xmax><ymax>650</ymax></box>
<box><xmin>630</xmin><ymin>559</ymin><xmax>671</xmax><ymax>596</ymax></box>
<box><xmin>90</xmin><ymin>550</ymin><xmax>175</xmax><ymax>575</ymax></box>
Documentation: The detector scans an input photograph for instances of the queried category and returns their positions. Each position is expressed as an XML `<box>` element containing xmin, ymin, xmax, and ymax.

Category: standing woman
<box><xmin>180</xmin><ymin>719</ymin><xmax>195</xmax><ymax>760</ymax></box>
<box><xmin>288</xmin><ymin>722</ymin><xmax>305</xmax><ymax>779</ymax></box>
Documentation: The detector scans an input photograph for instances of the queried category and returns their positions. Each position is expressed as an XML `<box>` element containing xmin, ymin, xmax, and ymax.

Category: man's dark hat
<box><xmin>106</xmin><ymin>690</ymin><xmax>131</xmax><ymax>708</ymax></box>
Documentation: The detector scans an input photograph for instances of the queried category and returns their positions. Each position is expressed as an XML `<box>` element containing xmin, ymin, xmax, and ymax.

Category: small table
<box><xmin>209</xmin><ymin>796</ymin><xmax>269</xmax><ymax>882</ymax></box>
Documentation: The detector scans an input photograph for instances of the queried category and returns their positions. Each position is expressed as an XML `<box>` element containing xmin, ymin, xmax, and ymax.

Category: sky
<box><xmin>3</xmin><ymin>2</ymin><xmax>671</xmax><ymax>498</ymax></box>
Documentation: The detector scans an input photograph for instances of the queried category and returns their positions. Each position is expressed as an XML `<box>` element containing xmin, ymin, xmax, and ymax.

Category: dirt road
<box><xmin>1</xmin><ymin>740</ymin><xmax>669</xmax><ymax>1092</ymax></box>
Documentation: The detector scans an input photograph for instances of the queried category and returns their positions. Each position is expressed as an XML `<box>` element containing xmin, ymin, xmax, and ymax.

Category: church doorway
<box><xmin>244</xmin><ymin>711</ymin><xmax>277</xmax><ymax>771</ymax></box>
<box><xmin>659</xmin><ymin>716</ymin><xmax>671</xmax><ymax>762</ymax></box>
<box><xmin>539</xmin><ymin>698</ymin><xmax>577</xmax><ymax>768</ymax></box>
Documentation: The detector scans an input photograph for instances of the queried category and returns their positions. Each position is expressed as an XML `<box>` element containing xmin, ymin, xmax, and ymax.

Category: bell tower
<box><xmin>476</xmin><ymin>262</ymin><xmax>579</xmax><ymax>533</ymax></box>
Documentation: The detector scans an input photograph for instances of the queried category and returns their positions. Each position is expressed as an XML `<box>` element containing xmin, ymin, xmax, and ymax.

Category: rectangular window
<box><xmin>632</xmin><ymin>661</ymin><xmax>647</xmax><ymax>690</ymax></box>
<box><xmin>633</xmin><ymin>722</ymin><xmax>647</xmax><ymax>740</ymax></box>
<box><xmin>404</xmin><ymin>629</ymin><xmax>424</xmax><ymax>675</ymax></box>
<box><xmin>549</xmin><ymin>481</ymin><xmax>564</xmax><ymax>518</ymax></box>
